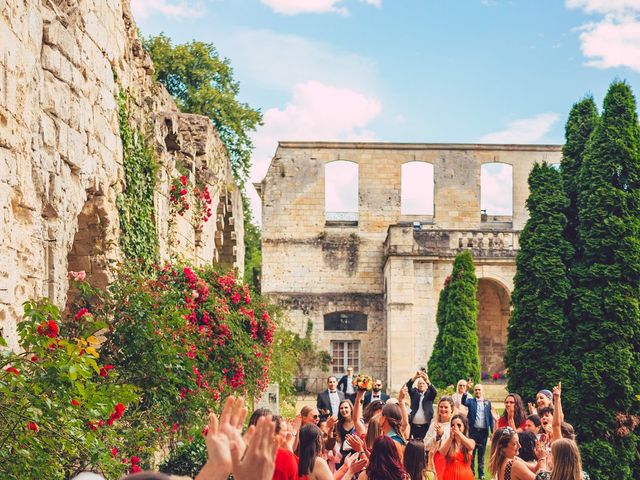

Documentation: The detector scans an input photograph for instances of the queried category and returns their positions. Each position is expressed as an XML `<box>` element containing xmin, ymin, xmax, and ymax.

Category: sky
<box><xmin>131</xmin><ymin>0</ymin><xmax>640</xmax><ymax>220</ymax></box>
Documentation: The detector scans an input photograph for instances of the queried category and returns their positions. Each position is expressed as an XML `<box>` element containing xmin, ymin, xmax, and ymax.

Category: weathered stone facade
<box><xmin>257</xmin><ymin>142</ymin><xmax>561</xmax><ymax>392</ymax></box>
<box><xmin>0</xmin><ymin>0</ymin><xmax>243</xmax><ymax>350</ymax></box>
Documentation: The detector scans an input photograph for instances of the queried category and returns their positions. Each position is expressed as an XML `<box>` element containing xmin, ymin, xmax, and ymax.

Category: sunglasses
<box><xmin>312</xmin><ymin>415</ymin><xmax>320</xmax><ymax>419</ymax></box>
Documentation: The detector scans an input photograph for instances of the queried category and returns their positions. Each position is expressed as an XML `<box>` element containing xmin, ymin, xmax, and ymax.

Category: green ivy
<box><xmin>116</xmin><ymin>91</ymin><xmax>159</xmax><ymax>264</ymax></box>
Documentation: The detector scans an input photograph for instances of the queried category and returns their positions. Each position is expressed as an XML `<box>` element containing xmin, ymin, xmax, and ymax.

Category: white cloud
<box><xmin>260</xmin><ymin>0</ymin><xmax>381</xmax><ymax>15</ymax></box>
<box><xmin>481</xmin><ymin>163</ymin><xmax>513</xmax><ymax>215</ymax></box>
<box><xmin>576</xmin><ymin>16</ymin><xmax>640</xmax><ymax>70</ymax></box>
<box><xmin>222</xmin><ymin>29</ymin><xmax>378</xmax><ymax>94</ymax></box>
<box><xmin>248</xmin><ymin>81</ymin><xmax>382</xmax><ymax>221</ymax></box>
<box><xmin>566</xmin><ymin>0</ymin><xmax>640</xmax><ymax>71</ymax></box>
<box><xmin>566</xmin><ymin>0</ymin><xmax>640</xmax><ymax>15</ymax></box>
<box><xmin>479</xmin><ymin>113</ymin><xmax>559</xmax><ymax>144</ymax></box>
<box><xmin>130</xmin><ymin>0</ymin><xmax>203</xmax><ymax>18</ymax></box>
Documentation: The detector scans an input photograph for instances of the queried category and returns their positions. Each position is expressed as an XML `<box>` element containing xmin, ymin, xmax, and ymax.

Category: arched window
<box><xmin>401</xmin><ymin>161</ymin><xmax>434</xmax><ymax>215</ymax></box>
<box><xmin>325</xmin><ymin>161</ymin><xmax>358</xmax><ymax>222</ymax></box>
<box><xmin>481</xmin><ymin>163</ymin><xmax>513</xmax><ymax>217</ymax></box>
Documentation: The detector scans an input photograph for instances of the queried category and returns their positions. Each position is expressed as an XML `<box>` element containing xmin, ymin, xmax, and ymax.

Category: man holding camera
<box><xmin>406</xmin><ymin>369</ymin><xmax>437</xmax><ymax>440</ymax></box>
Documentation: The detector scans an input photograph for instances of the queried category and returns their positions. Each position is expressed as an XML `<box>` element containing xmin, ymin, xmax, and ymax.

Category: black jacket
<box><xmin>406</xmin><ymin>377</ymin><xmax>437</xmax><ymax>425</ymax></box>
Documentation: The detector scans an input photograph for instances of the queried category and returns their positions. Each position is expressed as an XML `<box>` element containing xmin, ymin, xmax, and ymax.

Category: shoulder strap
<box><xmin>504</xmin><ymin>459</ymin><xmax>514</xmax><ymax>480</ymax></box>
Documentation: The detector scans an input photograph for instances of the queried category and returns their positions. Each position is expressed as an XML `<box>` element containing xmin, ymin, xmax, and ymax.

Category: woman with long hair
<box><xmin>535</xmin><ymin>439</ymin><xmax>590</xmax><ymax>480</ymax></box>
<box><xmin>438</xmin><ymin>414</ymin><xmax>475</xmax><ymax>480</ymax></box>
<box><xmin>424</xmin><ymin>396</ymin><xmax>454</xmax><ymax>478</ymax></box>
<box><xmin>498</xmin><ymin>394</ymin><xmax>527</xmax><ymax>431</ymax></box>
<box><xmin>403</xmin><ymin>439</ymin><xmax>432</xmax><ymax>480</ymax></box>
<box><xmin>336</xmin><ymin>400</ymin><xmax>356</xmax><ymax>463</ymax></box>
<box><xmin>358</xmin><ymin>436</ymin><xmax>409</xmax><ymax>480</ymax></box>
<box><xmin>298</xmin><ymin>424</ymin><xmax>333</xmax><ymax>480</ymax></box>
<box><xmin>488</xmin><ymin>427</ymin><xmax>547</xmax><ymax>480</ymax></box>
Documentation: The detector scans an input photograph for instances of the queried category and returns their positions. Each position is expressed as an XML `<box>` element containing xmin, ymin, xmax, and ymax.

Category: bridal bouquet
<box><xmin>352</xmin><ymin>374</ymin><xmax>373</xmax><ymax>391</ymax></box>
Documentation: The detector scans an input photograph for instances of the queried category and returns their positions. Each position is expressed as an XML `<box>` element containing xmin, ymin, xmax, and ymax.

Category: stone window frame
<box><xmin>331</xmin><ymin>340</ymin><xmax>360</xmax><ymax>375</ymax></box>
<box><xmin>400</xmin><ymin>161</ymin><xmax>435</xmax><ymax>218</ymax></box>
<box><xmin>480</xmin><ymin>162</ymin><xmax>514</xmax><ymax>222</ymax></box>
<box><xmin>325</xmin><ymin>160</ymin><xmax>359</xmax><ymax>226</ymax></box>
<box><xmin>323</xmin><ymin>311</ymin><xmax>367</xmax><ymax>331</ymax></box>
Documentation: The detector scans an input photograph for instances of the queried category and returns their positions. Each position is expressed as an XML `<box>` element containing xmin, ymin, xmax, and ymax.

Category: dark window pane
<box><xmin>324</xmin><ymin>311</ymin><xmax>368</xmax><ymax>331</ymax></box>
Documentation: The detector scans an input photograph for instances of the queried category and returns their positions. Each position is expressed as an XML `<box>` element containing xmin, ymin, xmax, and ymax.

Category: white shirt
<box><xmin>413</xmin><ymin>393</ymin><xmax>427</xmax><ymax>425</ymax></box>
<box><xmin>475</xmin><ymin>399</ymin><xmax>486</xmax><ymax>429</ymax></box>
<box><xmin>345</xmin><ymin>376</ymin><xmax>355</xmax><ymax>395</ymax></box>
<box><xmin>329</xmin><ymin>390</ymin><xmax>340</xmax><ymax>415</ymax></box>
<box><xmin>424</xmin><ymin>420</ymin><xmax>451</xmax><ymax>450</ymax></box>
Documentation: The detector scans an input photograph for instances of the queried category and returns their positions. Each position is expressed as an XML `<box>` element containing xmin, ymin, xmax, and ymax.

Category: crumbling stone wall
<box><xmin>0</xmin><ymin>0</ymin><xmax>243</xmax><ymax>349</ymax></box>
<box><xmin>258</xmin><ymin>142</ymin><xmax>561</xmax><ymax>391</ymax></box>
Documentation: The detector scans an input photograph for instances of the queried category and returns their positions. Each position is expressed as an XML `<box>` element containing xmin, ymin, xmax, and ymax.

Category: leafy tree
<box><xmin>505</xmin><ymin>163</ymin><xmax>574</xmax><ymax>403</ymax></box>
<box><xmin>428</xmin><ymin>251</ymin><xmax>481</xmax><ymax>386</ymax></box>
<box><xmin>569</xmin><ymin>81</ymin><xmax>640</xmax><ymax>479</ymax></box>
<box><xmin>427</xmin><ymin>278</ymin><xmax>450</xmax><ymax>387</ymax></box>
<box><xmin>144</xmin><ymin>34</ymin><xmax>262</xmax><ymax>184</ymax></box>
<box><xmin>561</xmin><ymin>97</ymin><xmax>599</xmax><ymax>259</ymax></box>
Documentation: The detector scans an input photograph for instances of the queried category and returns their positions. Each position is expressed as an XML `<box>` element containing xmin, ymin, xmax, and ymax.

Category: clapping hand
<box><xmin>345</xmin><ymin>433</ymin><xmax>365</xmax><ymax>453</ymax></box>
<box><xmin>231</xmin><ymin>415</ymin><xmax>281</xmax><ymax>480</ymax></box>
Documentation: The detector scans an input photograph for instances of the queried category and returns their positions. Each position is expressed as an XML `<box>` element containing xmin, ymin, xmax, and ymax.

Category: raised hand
<box><xmin>528</xmin><ymin>402</ymin><xmax>537</xmax><ymax>415</ymax></box>
<box><xmin>230</xmin><ymin>415</ymin><xmax>280</xmax><ymax>480</ymax></box>
<box><xmin>345</xmin><ymin>433</ymin><xmax>364</xmax><ymax>452</ymax></box>
<box><xmin>398</xmin><ymin>385</ymin><xmax>409</xmax><ymax>402</ymax></box>
<box><xmin>553</xmin><ymin>382</ymin><xmax>561</xmax><ymax>400</ymax></box>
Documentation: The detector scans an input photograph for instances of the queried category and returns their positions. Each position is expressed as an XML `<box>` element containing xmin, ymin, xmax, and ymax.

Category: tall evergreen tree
<box><xmin>427</xmin><ymin>278</ymin><xmax>450</xmax><ymax>387</ymax></box>
<box><xmin>505</xmin><ymin>163</ymin><xmax>574</xmax><ymax>403</ymax></box>
<box><xmin>561</xmin><ymin>97</ymin><xmax>599</xmax><ymax>252</ymax></box>
<box><xmin>570</xmin><ymin>81</ymin><xmax>640</xmax><ymax>479</ymax></box>
<box><xmin>428</xmin><ymin>251</ymin><xmax>481</xmax><ymax>386</ymax></box>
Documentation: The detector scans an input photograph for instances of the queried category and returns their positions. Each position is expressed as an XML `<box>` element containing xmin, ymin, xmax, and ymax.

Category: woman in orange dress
<box><xmin>438</xmin><ymin>414</ymin><xmax>476</xmax><ymax>480</ymax></box>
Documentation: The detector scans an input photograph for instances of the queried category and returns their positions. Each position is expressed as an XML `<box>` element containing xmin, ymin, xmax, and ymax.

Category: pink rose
<box><xmin>70</xmin><ymin>270</ymin><xmax>86</xmax><ymax>281</ymax></box>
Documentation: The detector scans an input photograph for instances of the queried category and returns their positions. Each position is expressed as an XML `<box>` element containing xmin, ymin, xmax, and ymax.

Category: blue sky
<box><xmin>131</xmin><ymin>0</ymin><xmax>640</xmax><ymax>219</ymax></box>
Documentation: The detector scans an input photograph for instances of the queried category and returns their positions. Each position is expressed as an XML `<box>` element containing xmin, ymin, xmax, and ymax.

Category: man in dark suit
<box><xmin>406</xmin><ymin>370</ymin><xmax>437</xmax><ymax>440</ymax></box>
<box><xmin>462</xmin><ymin>383</ymin><xmax>494</xmax><ymax>480</ymax></box>
<box><xmin>363</xmin><ymin>379</ymin><xmax>389</xmax><ymax>407</ymax></box>
<box><xmin>316</xmin><ymin>375</ymin><xmax>345</xmax><ymax>420</ymax></box>
<box><xmin>337</xmin><ymin>366</ymin><xmax>356</xmax><ymax>403</ymax></box>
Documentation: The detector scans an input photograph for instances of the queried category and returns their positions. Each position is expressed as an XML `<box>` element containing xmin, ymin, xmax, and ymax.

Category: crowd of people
<box><xmin>75</xmin><ymin>370</ymin><xmax>588</xmax><ymax>480</ymax></box>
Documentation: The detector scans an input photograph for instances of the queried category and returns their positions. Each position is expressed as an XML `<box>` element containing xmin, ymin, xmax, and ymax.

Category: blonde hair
<box><xmin>366</xmin><ymin>414</ymin><xmax>382</xmax><ymax>449</ymax></box>
<box><xmin>488</xmin><ymin>428</ymin><xmax>517</xmax><ymax>476</ymax></box>
<box><xmin>550</xmin><ymin>439</ymin><xmax>582</xmax><ymax>480</ymax></box>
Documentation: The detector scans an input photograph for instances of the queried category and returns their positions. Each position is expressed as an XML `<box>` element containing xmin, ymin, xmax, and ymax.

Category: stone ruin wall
<box><xmin>0</xmin><ymin>0</ymin><xmax>244</xmax><ymax>349</ymax></box>
<box><xmin>258</xmin><ymin>142</ymin><xmax>561</xmax><ymax>390</ymax></box>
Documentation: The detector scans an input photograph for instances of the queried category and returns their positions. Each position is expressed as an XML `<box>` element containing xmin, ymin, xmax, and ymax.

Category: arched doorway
<box><xmin>476</xmin><ymin>278</ymin><xmax>510</xmax><ymax>375</ymax></box>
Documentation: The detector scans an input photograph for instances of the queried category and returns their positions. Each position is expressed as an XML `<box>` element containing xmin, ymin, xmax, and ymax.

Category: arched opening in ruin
<box><xmin>401</xmin><ymin>161</ymin><xmax>434</xmax><ymax>215</ymax></box>
<box><xmin>476</xmin><ymin>278</ymin><xmax>510</xmax><ymax>375</ymax></box>
<box><xmin>67</xmin><ymin>194</ymin><xmax>112</xmax><ymax>303</ymax></box>
<box><xmin>325</xmin><ymin>160</ymin><xmax>358</xmax><ymax>222</ymax></box>
<box><xmin>481</xmin><ymin>162</ymin><xmax>513</xmax><ymax>218</ymax></box>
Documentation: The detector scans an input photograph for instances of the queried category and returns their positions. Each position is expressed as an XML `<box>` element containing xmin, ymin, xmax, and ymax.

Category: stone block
<box><xmin>43</xmin><ymin>21</ymin><xmax>78</xmax><ymax>64</ymax></box>
<box><xmin>40</xmin><ymin>113</ymin><xmax>56</xmax><ymax>148</ymax></box>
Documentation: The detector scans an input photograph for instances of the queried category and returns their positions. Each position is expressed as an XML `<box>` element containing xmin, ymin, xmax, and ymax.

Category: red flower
<box><xmin>37</xmin><ymin>319</ymin><xmax>59</xmax><ymax>338</ymax></box>
<box><xmin>27</xmin><ymin>422</ymin><xmax>39</xmax><ymax>433</ymax></box>
<box><xmin>180</xmin><ymin>175</ymin><xmax>187</xmax><ymax>186</ymax></box>
<box><xmin>231</xmin><ymin>292</ymin><xmax>241</xmax><ymax>304</ymax></box>
<box><xmin>70</xmin><ymin>270</ymin><xmax>86</xmax><ymax>281</ymax></box>
<box><xmin>74</xmin><ymin>307</ymin><xmax>91</xmax><ymax>321</ymax></box>
<box><xmin>71</xmin><ymin>399</ymin><xmax>81</xmax><ymax>406</ymax></box>
<box><xmin>172</xmin><ymin>423</ymin><xmax>179</xmax><ymax>432</ymax></box>
<box><xmin>130</xmin><ymin>455</ymin><xmax>141</xmax><ymax>464</ymax></box>
<box><xmin>30</xmin><ymin>355</ymin><xmax>39</xmax><ymax>362</ymax></box>
<box><xmin>131</xmin><ymin>465</ymin><xmax>142</xmax><ymax>473</ymax></box>
<box><xmin>99</xmin><ymin>364</ymin><xmax>114</xmax><ymax>377</ymax></box>
<box><xmin>5</xmin><ymin>366</ymin><xmax>19</xmax><ymax>375</ymax></box>
<box><xmin>180</xmin><ymin>188</ymin><xmax>188</xmax><ymax>196</ymax></box>
<box><xmin>111</xmin><ymin>448</ymin><xmax>118</xmax><ymax>457</ymax></box>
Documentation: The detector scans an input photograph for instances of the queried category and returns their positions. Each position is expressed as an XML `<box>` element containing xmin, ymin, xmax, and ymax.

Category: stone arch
<box><xmin>67</xmin><ymin>194</ymin><xmax>113</xmax><ymax>300</ymax></box>
<box><xmin>476</xmin><ymin>277</ymin><xmax>510</xmax><ymax>375</ymax></box>
<box><xmin>400</xmin><ymin>161</ymin><xmax>434</xmax><ymax>215</ymax></box>
<box><xmin>325</xmin><ymin>160</ymin><xmax>358</xmax><ymax>221</ymax></box>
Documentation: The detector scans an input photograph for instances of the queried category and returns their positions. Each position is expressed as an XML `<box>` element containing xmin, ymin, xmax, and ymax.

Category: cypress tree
<box><xmin>504</xmin><ymin>163</ymin><xmax>574</xmax><ymax>403</ymax></box>
<box><xmin>428</xmin><ymin>251</ymin><xmax>481</xmax><ymax>386</ymax></box>
<box><xmin>561</xmin><ymin>97</ymin><xmax>599</xmax><ymax>253</ymax></box>
<box><xmin>427</xmin><ymin>278</ymin><xmax>450</xmax><ymax>387</ymax></box>
<box><xmin>570</xmin><ymin>81</ymin><xmax>640</xmax><ymax>479</ymax></box>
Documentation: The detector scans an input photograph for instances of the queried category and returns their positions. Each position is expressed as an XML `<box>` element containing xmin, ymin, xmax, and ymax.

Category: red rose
<box><xmin>180</xmin><ymin>188</ymin><xmax>187</xmax><ymax>196</ymax></box>
<box><xmin>131</xmin><ymin>465</ymin><xmax>142</xmax><ymax>473</ymax></box>
<box><xmin>180</xmin><ymin>175</ymin><xmax>187</xmax><ymax>186</ymax></box>
<box><xmin>27</xmin><ymin>422</ymin><xmax>39</xmax><ymax>433</ymax></box>
<box><xmin>111</xmin><ymin>448</ymin><xmax>118</xmax><ymax>457</ymax></box>
<box><xmin>74</xmin><ymin>307</ymin><xmax>91</xmax><ymax>321</ymax></box>
<box><xmin>130</xmin><ymin>455</ymin><xmax>140</xmax><ymax>464</ymax></box>
<box><xmin>30</xmin><ymin>355</ymin><xmax>39</xmax><ymax>362</ymax></box>
<box><xmin>99</xmin><ymin>364</ymin><xmax>114</xmax><ymax>377</ymax></box>
<box><xmin>71</xmin><ymin>399</ymin><xmax>80</xmax><ymax>406</ymax></box>
<box><xmin>37</xmin><ymin>319</ymin><xmax>59</xmax><ymax>338</ymax></box>
<box><xmin>5</xmin><ymin>367</ymin><xmax>19</xmax><ymax>375</ymax></box>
